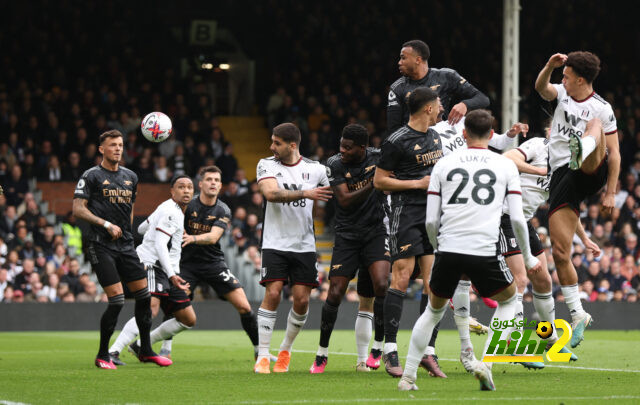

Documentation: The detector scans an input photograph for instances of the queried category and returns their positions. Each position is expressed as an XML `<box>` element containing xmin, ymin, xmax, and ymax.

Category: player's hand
<box><xmin>448</xmin><ymin>102</ymin><xmax>468</xmax><ymax>125</ymax></box>
<box><xmin>170</xmin><ymin>275</ymin><xmax>190</xmax><ymax>292</ymax></box>
<box><xmin>601</xmin><ymin>194</ymin><xmax>615</xmax><ymax>216</ymax></box>
<box><xmin>106</xmin><ymin>223</ymin><xmax>123</xmax><ymax>240</ymax></box>
<box><xmin>507</xmin><ymin>123</ymin><xmax>529</xmax><ymax>138</ymax></box>
<box><xmin>525</xmin><ymin>256</ymin><xmax>542</xmax><ymax>274</ymax></box>
<box><xmin>583</xmin><ymin>238</ymin><xmax>602</xmax><ymax>258</ymax></box>
<box><xmin>415</xmin><ymin>175</ymin><xmax>430</xmax><ymax>190</ymax></box>
<box><xmin>182</xmin><ymin>231</ymin><xmax>196</xmax><ymax>247</ymax></box>
<box><xmin>547</xmin><ymin>53</ymin><xmax>567</xmax><ymax>69</ymax></box>
<box><xmin>305</xmin><ymin>186</ymin><xmax>333</xmax><ymax>201</ymax></box>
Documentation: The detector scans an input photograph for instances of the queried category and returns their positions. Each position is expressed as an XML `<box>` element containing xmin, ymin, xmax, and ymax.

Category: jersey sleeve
<box><xmin>600</xmin><ymin>104</ymin><xmax>618</xmax><ymax>135</ymax></box>
<box><xmin>326</xmin><ymin>157</ymin><xmax>345</xmax><ymax>186</ymax></box>
<box><xmin>552</xmin><ymin>83</ymin><xmax>566</xmax><ymax>100</ymax></box>
<box><xmin>516</xmin><ymin>138</ymin><xmax>543</xmax><ymax>162</ymax></box>
<box><xmin>318</xmin><ymin>164</ymin><xmax>330</xmax><ymax>187</ymax></box>
<box><xmin>73</xmin><ymin>171</ymin><xmax>93</xmax><ymax>200</ymax></box>
<box><xmin>130</xmin><ymin>171</ymin><xmax>139</xmax><ymax>203</ymax></box>
<box><xmin>213</xmin><ymin>203</ymin><xmax>232</xmax><ymax>230</ymax></box>
<box><xmin>257</xmin><ymin>159</ymin><xmax>276</xmax><ymax>182</ymax></box>
<box><xmin>427</xmin><ymin>160</ymin><xmax>444</xmax><ymax>196</ymax></box>
<box><xmin>156</xmin><ymin>209</ymin><xmax>181</xmax><ymax>236</ymax></box>
<box><xmin>446</xmin><ymin>69</ymin><xmax>489</xmax><ymax>110</ymax></box>
<box><xmin>386</xmin><ymin>89</ymin><xmax>403</xmax><ymax>136</ymax></box>
<box><xmin>505</xmin><ymin>160</ymin><xmax>522</xmax><ymax>195</ymax></box>
<box><xmin>377</xmin><ymin>141</ymin><xmax>402</xmax><ymax>171</ymax></box>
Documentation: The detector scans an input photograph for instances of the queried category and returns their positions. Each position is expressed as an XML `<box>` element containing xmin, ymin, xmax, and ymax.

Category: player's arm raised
<box><xmin>72</xmin><ymin>198</ymin><xmax>122</xmax><ymax>240</ymax></box>
<box><xmin>259</xmin><ymin>177</ymin><xmax>332</xmax><ymax>202</ymax></box>
<box><xmin>448</xmin><ymin>70</ymin><xmax>490</xmax><ymax>125</ymax></box>
<box><xmin>535</xmin><ymin>53</ymin><xmax>567</xmax><ymax>101</ymax></box>
<box><xmin>503</xmin><ymin>146</ymin><xmax>547</xmax><ymax>177</ymax></box>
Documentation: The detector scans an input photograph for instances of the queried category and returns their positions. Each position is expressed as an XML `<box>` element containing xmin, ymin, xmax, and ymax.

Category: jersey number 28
<box><xmin>446</xmin><ymin>168</ymin><xmax>496</xmax><ymax>205</ymax></box>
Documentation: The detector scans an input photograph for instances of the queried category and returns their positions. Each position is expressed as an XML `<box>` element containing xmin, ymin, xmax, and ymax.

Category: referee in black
<box><xmin>73</xmin><ymin>130</ymin><xmax>171</xmax><ymax>369</ymax></box>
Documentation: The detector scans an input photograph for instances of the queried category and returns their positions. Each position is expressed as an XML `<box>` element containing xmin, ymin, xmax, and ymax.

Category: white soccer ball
<box><xmin>141</xmin><ymin>112</ymin><xmax>172</xmax><ymax>143</ymax></box>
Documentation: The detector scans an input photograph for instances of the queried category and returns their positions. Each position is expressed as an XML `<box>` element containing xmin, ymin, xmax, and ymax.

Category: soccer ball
<box><xmin>141</xmin><ymin>112</ymin><xmax>172</xmax><ymax>143</ymax></box>
<box><xmin>536</xmin><ymin>321</ymin><xmax>553</xmax><ymax>339</ymax></box>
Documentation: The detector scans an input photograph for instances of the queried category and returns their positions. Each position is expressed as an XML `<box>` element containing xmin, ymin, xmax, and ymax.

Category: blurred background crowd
<box><xmin>1</xmin><ymin>0</ymin><xmax>639</xmax><ymax>304</ymax></box>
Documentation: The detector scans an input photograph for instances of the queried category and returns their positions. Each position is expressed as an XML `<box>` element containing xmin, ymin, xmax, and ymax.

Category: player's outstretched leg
<box><xmin>398</xmin><ymin>300</ymin><xmax>447</xmax><ymax>391</ymax></box>
<box><xmin>95</xmin><ymin>292</ymin><xmax>125</xmax><ymax>369</ymax></box>
<box><xmin>109</xmin><ymin>316</ymin><xmax>139</xmax><ymax>366</ymax></box>
<box><xmin>311</xmin><ymin>276</ymin><xmax>348</xmax><ymax>374</ymax></box>
<box><xmin>130</xmin><ymin>285</ymin><xmax>171</xmax><ymax>367</ymax></box>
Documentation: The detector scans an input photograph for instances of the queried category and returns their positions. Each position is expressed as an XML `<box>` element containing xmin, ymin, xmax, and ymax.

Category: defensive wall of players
<box><xmin>2</xmin><ymin>300</ymin><xmax>638</xmax><ymax>332</ymax></box>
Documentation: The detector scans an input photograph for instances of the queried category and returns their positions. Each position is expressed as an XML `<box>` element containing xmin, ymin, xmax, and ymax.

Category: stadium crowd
<box><xmin>1</xmin><ymin>0</ymin><xmax>640</xmax><ymax>304</ymax></box>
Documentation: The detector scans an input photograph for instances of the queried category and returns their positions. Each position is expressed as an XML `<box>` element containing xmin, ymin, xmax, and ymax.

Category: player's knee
<box><xmin>372</xmin><ymin>280</ymin><xmax>388</xmax><ymax>297</ymax></box>
<box><xmin>264</xmin><ymin>287</ymin><xmax>282</xmax><ymax>306</ymax></box>
<box><xmin>183</xmin><ymin>315</ymin><xmax>196</xmax><ymax>328</ymax></box>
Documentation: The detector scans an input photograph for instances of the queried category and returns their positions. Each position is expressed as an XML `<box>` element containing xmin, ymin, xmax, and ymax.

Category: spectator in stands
<box><xmin>12</xmin><ymin>288</ymin><xmax>24</xmax><ymax>303</ymax></box>
<box><xmin>19</xmin><ymin>199</ymin><xmax>40</xmax><ymax>233</ymax></box>
<box><xmin>609</xmin><ymin>261</ymin><xmax>626</xmax><ymax>292</ymax></box>
<box><xmin>0</xmin><ymin>268</ymin><xmax>8</xmax><ymax>298</ymax></box>
<box><xmin>39</xmin><ymin>156</ymin><xmax>62</xmax><ymax>182</ymax></box>
<box><xmin>9</xmin><ymin>226</ymin><xmax>29</xmax><ymax>253</ymax></box>
<box><xmin>61</xmin><ymin>258</ymin><xmax>82</xmax><ymax>296</ymax></box>
<box><xmin>4</xmin><ymin>164</ymin><xmax>29</xmax><ymax>206</ymax></box>
<box><xmin>50</xmin><ymin>243</ymin><xmax>69</xmax><ymax>271</ymax></box>
<box><xmin>209</xmin><ymin>128</ymin><xmax>225</xmax><ymax>161</ymax></box>
<box><xmin>246</xmin><ymin>192</ymin><xmax>264</xmax><ymax>221</ymax></box>
<box><xmin>623</xmin><ymin>233</ymin><xmax>640</xmax><ymax>260</ymax></box>
<box><xmin>2</xmin><ymin>285</ymin><xmax>15</xmax><ymax>302</ymax></box>
<box><xmin>61</xmin><ymin>212</ymin><xmax>82</xmax><ymax>255</ymax></box>
<box><xmin>0</xmin><ymin>205</ymin><xmax>17</xmax><ymax>239</ymax></box>
<box><xmin>153</xmin><ymin>155</ymin><xmax>171</xmax><ymax>183</ymax></box>
<box><xmin>234</xmin><ymin>169</ymin><xmax>250</xmax><ymax>196</ymax></box>
<box><xmin>13</xmin><ymin>258</ymin><xmax>35</xmax><ymax>293</ymax></box>
<box><xmin>168</xmin><ymin>144</ymin><xmax>191</xmax><ymax>177</ymax></box>
<box><xmin>61</xmin><ymin>152</ymin><xmax>83</xmax><ymax>181</ymax></box>
<box><xmin>216</xmin><ymin>143</ymin><xmax>238</xmax><ymax>184</ymax></box>
<box><xmin>42</xmin><ymin>272</ymin><xmax>58</xmax><ymax>302</ymax></box>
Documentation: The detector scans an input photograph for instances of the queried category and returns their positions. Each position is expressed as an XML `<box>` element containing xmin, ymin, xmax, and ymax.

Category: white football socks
<box><xmin>109</xmin><ymin>316</ymin><xmax>139</xmax><ymax>353</ymax></box>
<box><xmin>403</xmin><ymin>303</ymin><xmax>447</xmax><ymax>380</ymax></box>
<box><xmin>533</xmin><ymin>289</ymin><xmax>559</xmax><ymax>342</ymax></box>
<box><xmin>561</xmin><ymin>284</ymin><xmax>585</xmax><ymax>320</ymax></box>
<box><xmin>149</xmin><ymin>318</ymin><xmax>190</xmax><ymax>345</ymax></box>
<box><xmin>279</xmin><ymin>309</ymin><xmax>308</xmax><ymax>352</ymax></box>
<box><xmin>482</xmin><ymin>294</ymin><xmax>517</xmax><ymax>361</ymax></box>
<box><xmin>355</xmin><ymin>311</ymin><xmax>373</xmax><ymax>363</ymax></box>
<box><xmin>257</xmin><ymin>308</ymin><xmax>277</xmax><ymax>358</ymax></box>
<box><xmin>452</xmin><ymin>280</ymin><xmax>472</xmax><ymax>352</ymax></box>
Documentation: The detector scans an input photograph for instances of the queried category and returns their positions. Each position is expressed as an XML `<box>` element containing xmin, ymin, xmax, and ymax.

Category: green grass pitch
<box><xmin>1</xmin><ymin>330</ymin><xmax>639</xmax><ymax>404</ymax></box>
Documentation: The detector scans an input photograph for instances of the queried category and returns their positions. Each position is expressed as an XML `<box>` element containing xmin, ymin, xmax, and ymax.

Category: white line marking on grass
<box><xmin>289</xmin><ymin>349</ymin><xmax>640</xmax><ymax>373</ymax></box>
<box><xmin>0</xmin><ymin>400</ymin><xmax>30</xmax><ymax>405</ymax></box>
<box><xmin>233</xmin><ymin>396</ymin><xmax>640</xmax><ymax>404</ymax></box>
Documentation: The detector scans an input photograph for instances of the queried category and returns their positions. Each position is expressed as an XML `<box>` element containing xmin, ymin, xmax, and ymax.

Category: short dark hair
<box><xmin>566</xmin><ymin>51</ymin><xmax>601</xmax><ymax>83</ymax></box>
<box><xmin>199</xmin><ymin>165</ymin><xmax>222</xmax><ymax>178</ymax></box>
<box><xmin>273</xmin><ymin>123</ymin><xmax>301</xmax><ymax>145</ymax></box>
<box><xmin>402</xmin><ymin>40</ymin><xmax>430</xmax><ymax>61</ymax></box>
<box><xmin>464</xmin><ymin>109</ymin><xmax>494</xmax><ymax>139</ymax></box>
<box><xmin>342</xmin><ymin>124</ymin><xmax>369</xmax><ymax>147</ymax></box>
<box><xmin>170</xmin><ymin>174</ymin><xmax>192</xmax><ymax>187</ymax></box>
<box><xmin>407</xmin><ymin>87</ymin><xmax>438</xmax><ymax>115</ymax></box>
<box><xmin>98</xmin><ymin>129</ymin><xmax>123</xmax><ymax>145</ymax></box>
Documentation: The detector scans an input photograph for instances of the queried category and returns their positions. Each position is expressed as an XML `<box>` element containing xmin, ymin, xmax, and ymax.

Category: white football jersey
<box><xmin>503</xmin><ymin>137</ymin><xmax>551</xmax><ymax>220</ymax></box>
<box><xmin>433</xmin><ymin>117</ymin><xmax>514</xmax><ymax>156</ymax></box>
<box><xmin>257</xmin><ymin>156</ymin><xmax>329</xmax><ymax>253</ymax></box>
<box><xmin>548</xmin><ymin>83</ymin><xmax>617</xmax><ymax>171</ymax></box>
<box><xmin>429</xmin><ymin>147</ymin><xmax>522</xmax><ymax>256</ymax></box>
<box><xmin>136</xmin><ymin>199</ymin><xmax>184</xmax><ymax>274</ymax></box>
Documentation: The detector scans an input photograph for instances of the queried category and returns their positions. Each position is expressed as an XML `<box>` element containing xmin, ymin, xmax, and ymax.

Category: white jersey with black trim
<box><xmin>257</xmin><ymin>156</ymin><xmax>329</xmax><ymax>253</ymax></box>
<box><xmin>548</xmin><ymin>83</ymin><xmax>617</xmax><ymax>171</ymax></box>
<box><xmin>428</xmin><ymin>147</ymin><xmax>522</xmax><ymax>256</ymax></box>
<box><xmin>503</xmin><ymin>137</ymin><xmax>551</xmax><ymax>220</ymax></box>
<box><xmin>136</xmin><ymin>199</ymin><xmax>184</xmax><ymax>273</ymax></box>
<box><xmin>432</xmin><ymin>117</ymin><xmax>514</xmax><ymax>156</ymax></box>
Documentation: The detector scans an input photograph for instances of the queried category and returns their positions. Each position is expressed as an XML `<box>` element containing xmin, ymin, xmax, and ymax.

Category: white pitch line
<box><xmin>232</xmin><ymin>396</ymin><xmax>640</xmax><ymax>405</ymax></box>
<box><xmin>289</xmin><ymin>349</ymin><xmax>640</xmax><ymax>373</ymax></box>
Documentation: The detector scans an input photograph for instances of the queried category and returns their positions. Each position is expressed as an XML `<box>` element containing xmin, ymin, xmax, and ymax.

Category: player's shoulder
<box><xmin>366</xmin><ymin>147</ymin><xmax>381</xmax><ymax>157</ymax></box>
<box><xmin>215</xmin><ymin>199</ymin><xmax>232</xmax><ymax>216</ymax></box>
<box><xmin>390</xmin><ymin>76</ymin><xmax>407</xmax><ymax>91</ymax></box>
<box><xmin>591</xmin><ymin>92</ymin><xmax>610</xmax><ymax>107</ymax></box>
<box><xmin>431</xmin><ymin>67</ymin><xmax>460</xmax><ymax>78</ymax></box>
<box><xmin>258</xmin><ymin>156</ymin><xmax>278</xmax><ymax>167</ymax></box>
<box><xmin>521</xmin><ymin>136</ymin><xmax>548</xmax><ymax>148</ymax></box>
<box><xmin>386</xmin><ymin>125</ymin><xmax>411</xmax><ymax>144</ymax></box>
<box><xmin>302</xmin><ymin>156</ymin><xmax>322</xmax><ymax>165</ymax></box>
<box><xmin>326</xmin><ymin>153</ymin><xmax>343</xmax><ymax>169</ymax></box>
<box><xmin>80</xmin><ymin>165</ymin><xmax>101</xmax><ymax>179</ymax></box>
<box><xmin>301</xmin><ymin>156</ymin><xmax>325</xmax><ymax>173</ymax></box>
